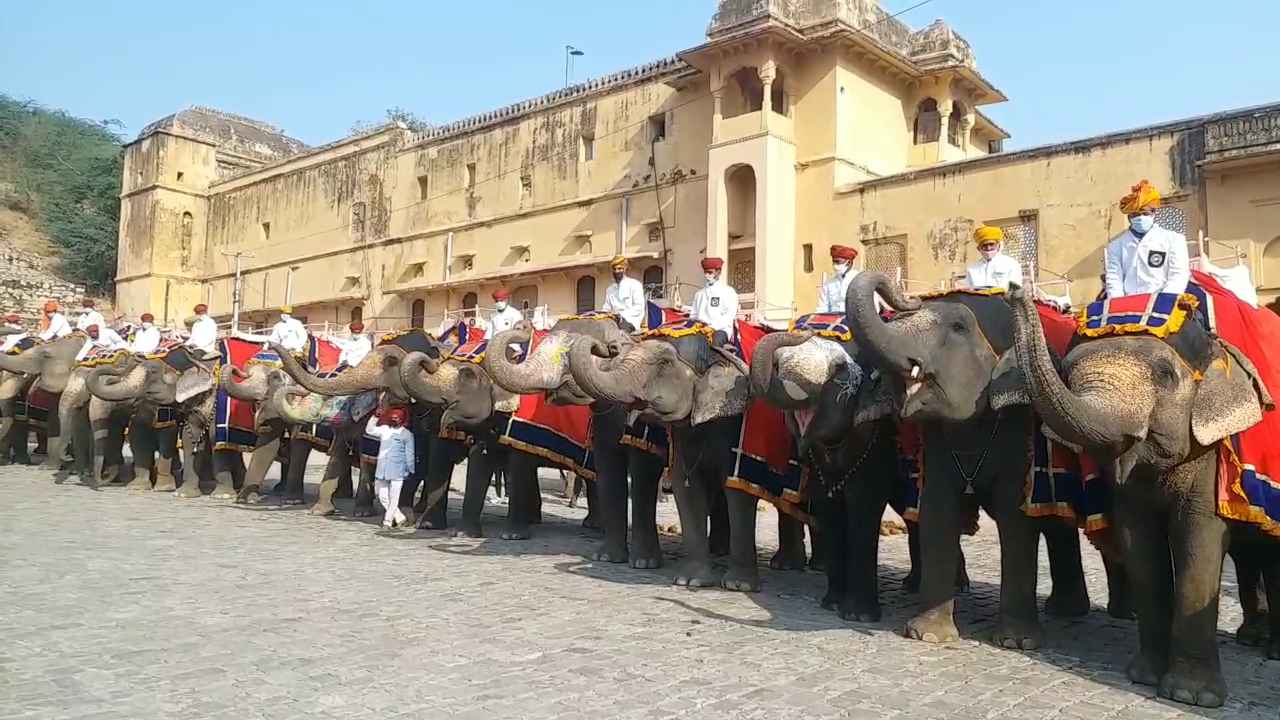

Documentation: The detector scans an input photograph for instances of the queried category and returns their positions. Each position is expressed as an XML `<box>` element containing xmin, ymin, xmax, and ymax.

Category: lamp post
<box><xmin>564</xmin><ymin>45</ymin><xmax>584</xmax><ymax>87</ymax></box>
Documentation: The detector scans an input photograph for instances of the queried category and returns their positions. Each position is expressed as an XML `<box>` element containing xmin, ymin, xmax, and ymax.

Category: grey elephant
<box><xmin>56</xmin><ymin>349</ymin><xmax>131</xmax><ymax>483</ymax></box>
<box><xmin>214</xmin><ymin>363</ymin><xmax>317</xmax><ymax>504</ymax></box>
<box><xmin>0</xmin><ymin>332</ymin><xmax>88</xmax><ymax>468</ymax></box>
<box><xmin>567</xmin><ymin>319</ymin><xmax>791</xmax><ymax>592</ymax></box>
<box><xmin>481</xmin><ymin>314</ymin><xmax>669</xmax><ymax>567</ymax></box>
<box><xmin>85</xmin><ymin>356</ymin><xmax>182</xmax><ymax>492</ymax></box>
<box><xmin>1007</xmin><ymin>284</ymin><xmax>1279</xmax><ymax>707</ymax></box>
<box><xmin>1</xmin><ymin>336</ymin><xmax>40</xmax><ymax>465</ymax></box>
<box><xmin>843</xmin><ymin>272</ymin><xmax>1130</xmax><ymax>649</ymax></box>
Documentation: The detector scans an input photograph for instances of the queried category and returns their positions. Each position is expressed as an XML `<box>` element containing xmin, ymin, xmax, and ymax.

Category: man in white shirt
<box><xmin>1104</xmin><ymin>180</ymin><xmax>1190</xmax><ymax>299</ymax></box>
<box><xmin>815</xmin><ymin>245</ymin><xmax>861</xmax><ymax>314</ymax></box>
<box><xmin>38</xmin><ymin>302</ymin><xmax>73</xmax><ymax>341</ymax></box>
<box><xmin>602</xmin><ymin>255</ymin><xmax>646</xmax><ymax>331</ymax></box>
<box><xmin>688</xmin><ymin>257</ymin><xmax>739</xmax><ymax>346</ymax></box>
<box><xmin>238</xmin><ymin>305</ymin><xmax>309</xmax><ymax>355</ymax></box>
<box><xmin>74</xmin><ymin>299</ymin><xmax>105</xmax><ymax>333</ymax></box>
<box><xmin>76</xmin><ymin>324</ymin><xmax>129</xmax><ymax>361</ymax></box>
<box><xmin>131</xmin><ymin>313</ymin><xmax>161</xmax><ymax>355</ymax></box>
<box><xmin>1</xmin><ymin>314</ymin><xmax>27</xmax><ymax>352</ymax></box>
<box><xmin>965</xmin><ymin>226</ymin><xmax>1024</xmax><ymax>290</ymax></box>
<box><xmin>185</xmin><ymin>303</ymin><xmax>219</xmax><ymax>358</ymax></box>
<box><xmin>488</xmin><ymin>289</ymin><xmax>524</xmax><ymax>334</ymax></box>
<box><xmin>328</xmin><ymin>321</ymin><xmax>372</xmax><ymax>369</ymax></box>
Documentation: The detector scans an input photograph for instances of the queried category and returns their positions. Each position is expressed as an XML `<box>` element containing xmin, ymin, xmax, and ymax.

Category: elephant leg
<box><xmin>903</xmin><ymin>520</ymin><xmax>922</xmax><ymax>593</ymax></box>
<box><xmin>770</xmin><ymin>512</ymin><xmax>808</xmax><ymax>571</ymax></box>
<box><xmin>175</xmin><ymin>425</ymin><xmax>204</xmax><ymax>498</ymax></box>
<box><xmin>5</xmin><ymin>415</ymin><xmax>32</xmax><ymax>465</ymax></box>
<box><xmin>1157</xmin><ymin>509</ymin><xmax>1229</xmax><ymax>707</ymax></box>
<box><xmin>817</xmin><ymin>494</ymin><xmax>849</xmax><ymax>612</ymax></box>
<box><xmin>838</xmin><ymin>467</ymin><xmax>895</xmax><ymax>622</ymax></box>
<box><xmin>309</xmin><ymin>445</ymin><xmax>350</xmax><ymax>516</ymax></box>
<box><xmin>238</xmin><ymin>424</ymin><xmax>284</xmax><ymax>504</ymax></box>
<box><xmin>808</xmin><ymin>521</ymin><xmax>825</xmax><ymax>572</ymax></box>
<box><xmin>280</xmin><ymin>439</ymin><xmax>310</xmax><ymax>505</ymax></box>
<box><xmin>34</xmin><ymin>428</ymin><xmax>47</xmax><ymax>455</ymax></box>
<box><xmin>102</xmin><ymin>416</ymin><xmax>127</xmax><ymax>484</ymax></box>
<box><xmin>1103</xmin><ymin>552</ymin><xmax>1134</xmax><ymax>620</ymax></box>
<box><xmin>1043</xmin><ymin>523</ymin><xmax>1090</xmax><ymax>618</ymax></box>
<box><xmin>209</xmin><ymin>451</ymin><xmax>240</xmax><ymax>499</ymax></box>
<box><xmin>669</xmin><ymin>456</ymin><xmax>717</xmax><ymax>588</ymax></box>
<box><xmin>627</xmin><ymin>449</ymin><xmax>664</xmax><ymax>570</ymax></box>
<box><xmin>720</xmin><ymin>486</ymin><xmax>760</xmax><ymax>593</ymax></box>
<box><xmin>580</xmin><ymin>478</ymin><xmax>600</xmax><ymax>530</ymax></box>
<box><xmin>903</xmin><ymin>462</ymin><xmax>963</xmax><ymax>644</ymax></box>
<box><xmin>987</xmin><ymin>492</ymin><xmax>1047</xmax><ymax>650</ymax></box>
<box><xmin>453</xmin><ymin>443</ymin><xmax>493</xmax><ymax>537</ymax></box>
<box><xmin>499</xmin><ymin>452</ymin><xmax>537</xmax><ymax>540</ymax></box>
<box><xmin>1229</xmin><ymin>544</ymin><xmax>1268</xmax><ymax>646</ymax></box>
<box><xmin>1116</xmin><ymin>492</ymin><xmax>1174</xmax><ymax>687</ymax></box>
<box><xmin>152</xmin><ymin>425</ymin><xmax>178</xmax><ymax>493</ymax></box>
<box><xmin>708</xmin><ymin>483</ymin><xmax>730</xmax><ymax>557</ymax></box>
<box><xmin>590</xmin><ymin>442</ymin><xmax>630</xmax><ymax>564</ymax></box>
<box><xmin>126</xmin><ymin>416</ymin><xmax>157</xmax><ymax>492</ymax></box>
<box><xmin>417</xmin><ymin>437</ymin><xmax>459</xmax><ymax>529</ymax></box>
<box><xmin>351</xmin><ymin>459</ymin><xmax>376</xmax><ymax>517</ymax></box>
<box><xmin>1262</xmin><ymin>552</ymin><xmax>1280</xmax><ymax>660</ymax></box>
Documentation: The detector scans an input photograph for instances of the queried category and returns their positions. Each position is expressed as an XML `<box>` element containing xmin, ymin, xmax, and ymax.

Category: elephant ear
<box><xmin>989</xmin><ymin>343</ymin><xmax>1064</xmax><ymax>411</ymax></box>
<box><xmin>852</xmin><ymin>370</ymin><xmax>896</xmax><ymax>426</ymax></box>
<box><xmin>175</xmin><ymin>367</ymin><xmax>214</xmax><ymax>403</ymax></box>
<box><xmin>692</xmin><ymin>364</ymin><xmax>750</xmax><ymax>425</ymax></box>
<box><xmin>1191</xmin><ymin>340</ymin><xmax>1275</xmax><ymax>447</ymax></box>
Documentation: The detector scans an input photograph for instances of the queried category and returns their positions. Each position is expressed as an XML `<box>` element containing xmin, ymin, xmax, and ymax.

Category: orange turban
<box><xmin>1120</xmin><ymin>180</ymin><xmax>1161</xmax><ymax>214</ymax></box>
<box><xmin>43</xmin><ymin>301</ymin><xmax>58</xmax><ymax>313</ymax></box>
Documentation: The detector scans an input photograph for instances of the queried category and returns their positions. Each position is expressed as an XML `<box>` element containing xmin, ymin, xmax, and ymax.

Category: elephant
<box><xmin>482</xmin><ymin>316</ymin><xmax>669</xmax><ymax>568</ymax></box>
<box><xmin>1</xmin><ymin>353</ymin><xmax>38</xmax><ymax>465</ymax></box>
<box><xmin>567</xmin><ymin>321</ymin><xmax>778</xmax><ymax>592</ymax></box>
<box><xmin>1007</xmin><ymin>285</ymin><xmax>1278</xmax><ymax>706</ymax></box>
<box><xmin>55</xmin><ymin>353</ymin><xmax>123</xmax><ymax>483</ymax></box>
<box><xmin>0</xmin><ymin>332</ymin><xmax>88</xmax><ymax>468</ymax></box>
<box><xmin>750</xmin><ymin>327</ymin><xmax>972</xmax><ymax>619</ymax></box>
<box><xmin>85</xmin><ymin>357</ymin><xmax>181</xmax><ymax>492</ymax></box>
<box><xmin>842</xmin><ymin>272</ymin><xmax>1130</xmax><ymax>648</ymax></box>
<box><xmin>217</xmin><ymin>363</ymin><xmax>315</xmax><ymax>505</ymax></box>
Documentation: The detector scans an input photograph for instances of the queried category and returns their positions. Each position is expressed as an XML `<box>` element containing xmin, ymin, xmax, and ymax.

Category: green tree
<box><xmin>0</xmin><ymin>94</ymin><xmax>123</xmax><ymax>292</ymax></box>
<box><xmin>350</xmin><ymin>106</ymin><xmax>433</xmax><ymax>135</ymax></box>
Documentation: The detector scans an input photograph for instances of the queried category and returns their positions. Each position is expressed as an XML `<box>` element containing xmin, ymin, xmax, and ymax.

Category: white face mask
<box><xmin>832</xmin><ymin>262</ymin><xmax>850</xmax><ymax>276</ymax></box>
<box><xmin>495</xmin><ymin>301</ymin><xmax>508</xmax><ymax>311</ymax></box>
<box><xmin>979</xmin><ymin>248</ymin><xmax>998</xmax><ymax>261</ymax></box>
<box><xmin>280</xmin><ymin>313</ymin><xmax>291</xmax><ymax>322</ymax></box>
<box><xmin>142</xmin><ymin>322</ymin><xmax>153</xmax><ymax>329</ymax></box>
<box><xmin>704</xmin><ymin>273</ymin><xmax>718</xmax><ymax>286</ymax></box>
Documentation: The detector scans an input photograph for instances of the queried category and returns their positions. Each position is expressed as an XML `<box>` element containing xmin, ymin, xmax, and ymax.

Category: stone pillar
<box><xmin>759</xmin><ymin>62</ymin><xmax>777</xmax><ymax>132</ymax></box>
<box><xmin>961</xmin><ymin>113</ymin><xmax>976</xmax><ymax>154</ymax></box>
<box><xmin>712</xmin><ymin>89</ymin><xmax>723</xmax><ymax>143</ymax></box>
<box><xmin>937</xmin><ymin>104</ymin><xmax>952</xmax><ymax>155</ymax></box>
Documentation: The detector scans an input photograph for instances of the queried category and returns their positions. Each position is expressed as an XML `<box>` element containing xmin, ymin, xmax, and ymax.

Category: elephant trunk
<box><xmin>272</xmin><ymin>341</ymin><xmax>386</xmax><ymax>396</ymax></box>
<box><xmin>748</xmin><ymin>330</ymin><xmax>815</xmax><ymax>409</ymax></box>
<box><xmin>221</xmin><ymin>365</ymin><xmax>267</xmax><ymax>402</ymax></box>
<box><xmin>847</xmin><ymin>271</ymin><xmax>923</xmax><ymax>376</ymax></box>
<box><xmin>567</xmin><ymin>336</ymin><xmax>639</xmax><ymax>405</ymax></box>
<box><xmin>1009</xmin><ymin>289</ymin><xmax>1138</xmax><ymax>448</ymax></box>
<box><xmin>269</xmin><ymin>385</ymin><xmax>314</xmax><ymax>426</ymax></box>
<box><xmin>0</xmin><ymin>350</ymin><xmax>38</xmax><ymax>375</ymax></box>
<box><xmin>86</xmin><ymin>364</ymin><xmax>148</xmax><ymax>402</ymax></box>
<box><xmin>399</xmin><ymin>351</ymin><xmax>459</xmax><ymax>405</ymax></box>
<box><xmin>484</xmin><ymin>326</ymin><xmax>568</xmax><ymax>395</ymax></box>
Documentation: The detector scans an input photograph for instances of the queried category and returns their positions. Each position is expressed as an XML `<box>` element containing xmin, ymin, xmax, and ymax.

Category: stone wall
<box><xmin>0</xmin><ymin>236</ymin><xmax>110</xmax><ymax>329</ymax></box>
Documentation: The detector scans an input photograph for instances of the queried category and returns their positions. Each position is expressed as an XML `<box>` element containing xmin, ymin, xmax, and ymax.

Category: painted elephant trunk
<box><xmin>484</xmin><ymin>326</ymin><xmax>547</xmax><ymax>393</ymax></box>
<box><xmin>221</xmin><ymin>365</ymin><xmax>267</xmax><ymax>402</ymax></box>
<box><xmin>399</xmin><ymin>351</ymin><xmax>459</xmax><ymax>405</ymax></box>
<box><xmin>847</xmin><ymin>271</ymin><xmax>923</xmax><ymax>375</ymax></box>
<box><xmin>1009</xmin><ymin>290</ymin><xmax>1137</xmax><ymax>448</ymax></box>
<box><xmin>269</xmin><ymin>385</ymin><xmax>315</xmax><ymax>426</ymax></box>
<box><xmin>567</xmin><ymin>336</ymin><xmax>639</xmax><ymax>405</ymax></box>
<box><xmin>272</xmin><ymin>341</ymin><xmax>385</xmax><ymax>396</ymax></box>
<box><xmin>748</xmin><ymin>330</ymin><xmax>815</xmax><ymax>409</ymax></box>
<box><xmin>86</xmin><ymin>364</ymin><xmax>147</xmax><ymax>402</ymax></box>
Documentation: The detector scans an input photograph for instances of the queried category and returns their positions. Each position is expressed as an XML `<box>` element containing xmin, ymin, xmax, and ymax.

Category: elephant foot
<box><xmin>1158</xmin><ymin>664</ymin><xmax>1227</xmax><ymax>708</ymax></box>
<box><xmin>350</xmin><ymin>503</ymin><xmax>376</xmax><ymax>518</ymax></box>
<box><xmin>673</xmin><ymin>561</ymin><xmax>718</xmax><ymax>588</ymax></box>
<box><xmin>334</xmin><ymin>484</ymin><xmax>354</xmax><ymax>500</ymax></box>
<box><xmin>904</xmin><ymin>610</ymin><xmax>959</xmax><ymax>644</ymax></box>
<box><xmin>1266</xmin><ymin>639</ymin><xmax>1280</xmax><ymax>661</ymax></box>
<box><xmin>500</xmin><ymin>526</ymin><xmax>531</xmax><ymax>541</ymax></box>
<box><xmin>1125</xmin><ymin>654</ymin><xmax>1164</xmax><ymax>687</ymax></box>
<box><xmin>309</xmin><ymin>502</ymin><xmax>337</xmax><ymax>516</ymax></box>
<box><xmin>808</xmin><ymin>555</ymin><xmax>826</xmax><ymax>573</ymax></box>
<box><xmin>1235</xmin><ymin>615</ymin><xmax>1270</xmax><ymax>647</ymax></box>
<box><xmin>589</xmin><ymin>541</ymin><xmax>629</xmax><ymax>564</ymax></box>
<box><xmin>450</xmin><ymin>523</ymin><xmax>483</xmax><ymax>538</ymax></box>
<box><xmin>768</xmin><ymin>546</ymin><xmax>807</xmax><ymax>571</ymax></box>
<box><xmin>990</xmin><ymin>616</ymin><xmax>1045</xmax><ymax>650</ymax></box>
<box><xmin>629</xmin><ymin>544</ymin><xmax>663</xmax><ymax>570</ymax></box>
<box><xmin>838</xmin><ymin>596</ymin><xmax>882</xmax><ymax>624</ymax></box>
<box><xmin>40</xmin><ymin>459</ymin><xmax>61</xmax><ymax>472</ymax></box>
<box><xmin>955</xmin><ymin>564</ymin><xmax>972</xmax><ymax>593</ymax></box>
<box><xmin>709</xmin><ymin>539</ymin><xmax>730</xmax><ymax>558</ymax></box>
<box><xmin>721</xmin><ymin>567</ymin><xmax>761</xmax><ymax>593</ymax></box>
<box><xmin>1044</xmin><ymin>588</ymin><xmax>1091</xmax><ymax>618</ymax></box>
<box><xmin>126</xmin><ymin>477</ymin><xmax>152</xmax><ymax>492</ymax></box>
<box><xmin>174</xmin><ymin>484</ymin><xmax>202</xmax><ymax>499</ymax></box>
<box><xmin>210</xmin><ymin>483</ymin><xmax>236</xmax><ymax>500</ymax></box>
<box><xmin>102</xmin><ymin>467</ymin><xmax>123</xmax><ymax>485</ymax></box>
<box><xmin>581</xmin><ymin>514</ymin><xmax>601</xmax><ymax>531</ymax></box>
<box><xmin>901</xmin><ymin>571</ymin><xmax>920</xmax><ymax>594</ymax></box>
<box><xmin>281</xmin><ymin>496</ymin><xmax>306</xmax><ymax>506</ymax></box>
<box><xmin>417</xmin><ymin>514</ymin><xmax>447</xmax><ymax>530</ymax></box>
<box><xmin>153</xmin><ymin>475</ymin><xmax>177</xmax><ymax>493</ymax></box>
<box><xmin>235</xmin><ymin>485</ymin><xmax>262</xmax><ymax>504</ymax></box>
<box><xmin>1107</xmin><ymin>598</ymin><xmax>1137</xmax><ymax>621</ymax></box>
<box><xmin>820</xmin><ymin>592</ymin><xmax>841</xmax><ymax>612</ymax></box>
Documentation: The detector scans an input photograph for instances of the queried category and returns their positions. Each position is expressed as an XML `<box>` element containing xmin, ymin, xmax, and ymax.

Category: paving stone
<box><xmin>1</xmin><ymin>460</ymin><xmax>1277</xmax><ymax>719</ymax></box>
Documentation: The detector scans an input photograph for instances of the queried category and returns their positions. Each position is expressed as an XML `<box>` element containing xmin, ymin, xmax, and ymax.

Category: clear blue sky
<box><xmin>4</xmin><ymin>0</ymin><xmax>1275</xmax><ymax>149</ymax></box>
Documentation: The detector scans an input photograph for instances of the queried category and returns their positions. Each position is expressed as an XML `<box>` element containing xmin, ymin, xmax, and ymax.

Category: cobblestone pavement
<box><xmin>2</xmin><ymin>462</ymin><xmax>1278</xmax><ymax>720</ymax></box>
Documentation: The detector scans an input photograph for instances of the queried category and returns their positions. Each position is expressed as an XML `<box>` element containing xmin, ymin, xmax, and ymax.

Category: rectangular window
<box><xmin>802</xmin><ymin>243</ymin><xmax>814</xmax><ymax>273</ymax></box>
<box><xmin>260</xmin><ymin>221</ymin><xmax>271</xmax><ymax>241</ymax></box>
<box><xmin>417</xmin><ymin>174</ymin><xmax>429</xmax><ymax>200</ymax></box>
<box><xmin>350</xmin><ymin>201</ymin><xmax>366</xmax><ymax>240</ymax></box>
<box><xmin>519</xmin><ymin>174</ymin><xmax>532</xmax><ymax>201</ymax></box>
<box><xmin>988</xmin><ymin>139</ymin><xmax>1004</xmax><ymax>154</ymax></box>
<box><xmin>648</xmin><ymin>114</ymin><xmax>667</xmax><ymax>143</ymax></box>
<box><xmin>465</xmin><ymin>163</ymin><xmax>476</xmax><ymax>189</ymax></box>
<box><xmin>580</xmin><ymin>133</ymin><xmax>595</xmax><ymax>162</ymax></box>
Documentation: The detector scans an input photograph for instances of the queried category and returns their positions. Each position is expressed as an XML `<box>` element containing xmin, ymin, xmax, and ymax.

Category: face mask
<box><xmin>280</xmin><ymin>314</ymin><xmax>290</xmax><ymax>322</ymax></box>
<box><xmin>832</xmin><ymin>262</ymin><xmax>850</xmax><ymax>276</ymax></box>
<box><xmin>495</xmin><ymin>301</ymin><xmax>507</xmax><ymax>311</ymax></box>
<box><xmin>142</xmin><ymin>323</ymin><xmax>153</xmax><ymax>329</ymax></box>
<box><xmin>704</xmin><ymin>273</ymin><xmax>718</xmax><ymax>286</ymax></box>
<box><xmin>980</xmin><ymin>248</ymin><xmax>998</xmax><ymax>261</ymax></box>
<box><xmin>612</xmin><ymin>272</ymin><xmax>624</xmax><ymax>282</ymax></box>
<box><xmin>1130</xmin><ymin>215</ymin><xmax>1154</xmax><ymax>234</ymax></box>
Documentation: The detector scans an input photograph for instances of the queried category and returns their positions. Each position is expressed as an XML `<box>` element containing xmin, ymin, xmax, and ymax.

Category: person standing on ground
<box><xmin>365</xmin><ymin>406</ymin><xmax>415</xmax><ymax>529</ymax></box>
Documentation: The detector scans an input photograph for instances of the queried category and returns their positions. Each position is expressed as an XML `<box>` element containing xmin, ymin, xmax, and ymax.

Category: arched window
<box><xmin>575</xmin><ymin>276</ymin><xmax>596</xmax><ymax>313</ymax></box>
<box><xmin>511</xmin><ymin>285</ymin><xmax>538</xmax><ymax>314</ymax></box>
<box><xmin>349</xmin><ymin>306</ymin><xmax>363</xmax><ymax>324</ymax></box>
<box><xmin>947</xmin><ymin>101</ymin><xmax>965</xmax><ymax>147</ymax></box>
<box><xmin>913</xmin><ymin>98</ymin><xmax>940</xmax><ymax>145</ymax></box>
<box><xmin>461</xmin><ymin>292</ymin><xmax>478</xmax><ymax>319</ymax></box>
<box><xmin>642</xmin><ymin>265</ymin><xmax>664</xmax><ymax>298</ymax></box>
<box><xmin>410</xmin><ymin>299</ymin><xmax>425</xmax><ymax>329</ymax></box>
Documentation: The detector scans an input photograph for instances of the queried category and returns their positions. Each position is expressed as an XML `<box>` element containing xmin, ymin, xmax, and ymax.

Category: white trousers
<box><xmin>374</xmin><ymin>477</ymin><xmax>406</xmax><ymax>526</ymax></box>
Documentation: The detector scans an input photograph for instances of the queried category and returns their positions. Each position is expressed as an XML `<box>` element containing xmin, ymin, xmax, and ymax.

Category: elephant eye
<box><xmin>1152</xmin><ymin>360</ymin><xmax>1177</xmax><ymax>386</ymax></box>
<box><xmin>950</xmin><ymin>321</ymin><xmax>967</xmax><ymax>334</ymax></box>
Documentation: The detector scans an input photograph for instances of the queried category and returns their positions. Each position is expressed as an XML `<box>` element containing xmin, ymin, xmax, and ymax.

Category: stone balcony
<box><xmin>1204</xmin><ymin>108</ymin><xmax>1280</xmax><ymax>165</ymax></box>
<box><xmin>715</xmin><ymin>110</ymin><xmax>794</xmax><ymax>146</ymax></box>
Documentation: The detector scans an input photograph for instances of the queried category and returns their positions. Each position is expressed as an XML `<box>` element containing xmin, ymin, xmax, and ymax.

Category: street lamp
<box><xmin>564</xmin><ymin>45</ymin><xmax>585</xmax><ymax>87</ymax></box>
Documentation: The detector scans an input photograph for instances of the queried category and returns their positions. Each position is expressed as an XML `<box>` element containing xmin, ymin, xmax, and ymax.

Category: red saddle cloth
<box><xmin>499</xmin><ymin>330</ymin><xmax>594</xmax><ymax>478</ymax></box>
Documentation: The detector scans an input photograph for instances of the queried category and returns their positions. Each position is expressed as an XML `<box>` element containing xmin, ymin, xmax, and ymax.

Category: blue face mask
<box><xmin>1130</xmin><ymin>215</ymin><xmax>1154</xmax><ymax>234</ymax></box>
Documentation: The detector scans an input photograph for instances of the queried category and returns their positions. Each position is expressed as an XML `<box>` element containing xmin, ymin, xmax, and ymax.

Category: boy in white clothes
<box><xmin>364</xmin><ymin>406</ymin><xmax>415</xmax><ymax>529</ymax></box>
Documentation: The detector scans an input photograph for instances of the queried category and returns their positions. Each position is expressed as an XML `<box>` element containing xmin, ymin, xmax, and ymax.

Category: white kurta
<box><xmin>186</xmin><ymin>316</ymin><xmax>219</xmax><ymax>355</ymax></box>
<box><xmin>130</xmin><ymin>326</ymin><xmax>161</xmax><ymax>355</ymax></box>
<box><xmin>1104</xmin><ymin>225</ymin><xmax>1190</xmax><ymax>298</ymax></box>
<box><xmin>39</xmin><ymin>313</ymin><xmax>73</xmax><ymax>341</ymax></box>
<box><xmin>602</xmin><ymin>276</ymin><xmax>646</xmax><ymax>329</ymax></box>
<box><xmin>688</xmin><ymin>282</ymin><xmax>739</xmax><ymax>336</ymax></box>
<box><xmin>964</xmin><ymin>253</ymin><xmax>1024</xmax><ymax>290</ymax></box>
<box><xmin>488</xmin><ymin>305</ymin><xmax>525</xmax><ymax>334</ymax></box>
<box><xmin>815</xmin><ymin>270</ymin><xmax>856</xmax><ymax>314</ymax></box>
<box><xmin>335</xmin><ymin>334</ymin><xmax>372</xmax><ymax>367</ymax></box>
<box><xmin>75</xmin><ymin>309</ymin><xmax>105</xmax><ymax>332</ymax></box>
<box><xmin>0</xmin><ymin>330</ymin><xmax>28</xmax><ymax>352</ymax></box>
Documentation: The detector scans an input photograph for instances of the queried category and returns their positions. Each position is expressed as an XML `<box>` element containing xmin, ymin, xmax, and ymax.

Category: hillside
<box><xmin>0</xmin><ymin>94</ymin><xmax>123</xmax><ymax>297</ymax></box>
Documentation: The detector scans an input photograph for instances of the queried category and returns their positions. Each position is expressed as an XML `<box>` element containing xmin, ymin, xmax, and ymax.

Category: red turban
<box><xmin>349</xmin><ymin>322</ymin><xmax>364</xmax><ymax>332</ymax></box>
<box><xmin>829</xmin><ymin>245</ymin><xmax>859</xmax><ymax>261</ymax></box>
<box><xmin>701</xmin><ymin>257</ymin><xmax>724</xmax><ymax>271</ymax></box>
<box><xmin>86</xmin><ymin>324</ymin><xmax>100</xmax><ymax>334</ymax></box>
<box><xmin>492</xmin><ymin>288</ymin><xmax>509</xmax><ymax>301</ymax></box>
<box><xmin>140</xmin><ymin>313</ymin><xmax>154</xmax><ymax>323</ymax></box>
<box><xmin>381</xmin><ymin>407</ymin><xmax>407</xmax><ymax>426</ymax></box>
<box><xmin>194</xmin><ymin>304</ymin><xmax>208</xmax><ymax>314</ymax></box>
<box><xmin>82</xmin><ymin>299</ymin><xmax>95</xmax><ymax>308</ymax></box>
<box><xmin>5</xmin><ymin>315</ymin><xmax>19</xmax><ymax>324</ymax></box>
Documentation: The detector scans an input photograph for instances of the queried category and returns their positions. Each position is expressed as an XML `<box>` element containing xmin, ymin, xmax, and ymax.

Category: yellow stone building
<box><xmin>114</xmin><ymin>0</ymin><xmax>1280</xmax><ymax>333</ymax></box>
